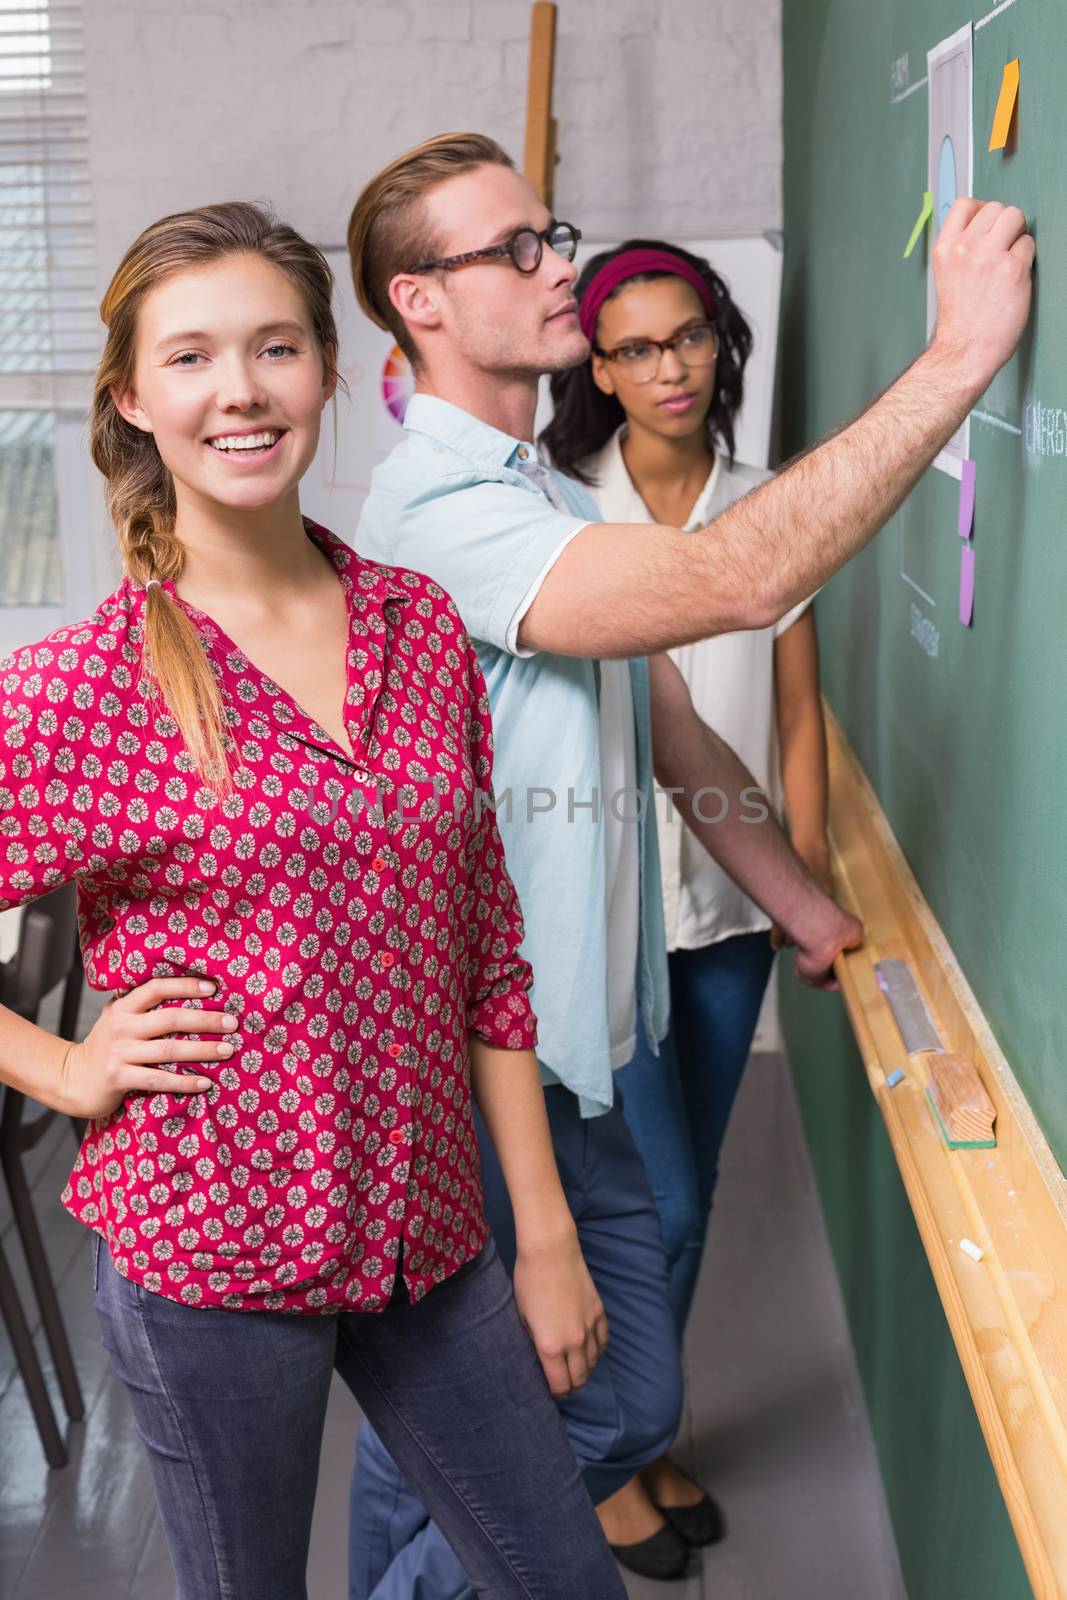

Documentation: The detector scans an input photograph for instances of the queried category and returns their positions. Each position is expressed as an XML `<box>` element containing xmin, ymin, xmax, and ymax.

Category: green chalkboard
<box><xmin>781</xmin><ymin>0</ymin><xmax>1067</xmax><ymax>1173</ymax></box>
<box><xmin>781</xmin><ymin>979</ymin><xmax>1032</xmax><ymax>1600</ymax></box>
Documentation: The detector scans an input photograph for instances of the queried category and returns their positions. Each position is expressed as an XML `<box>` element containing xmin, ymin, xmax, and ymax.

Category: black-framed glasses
<box><xmin>407</xmin><ymin>221</ymin><xmax>582</xmax><ymax>277</ymax></box>
<box><xmin>595</xmin><ymin>321</ymin><xmax>719</xmax><ymax>385</ymax></box>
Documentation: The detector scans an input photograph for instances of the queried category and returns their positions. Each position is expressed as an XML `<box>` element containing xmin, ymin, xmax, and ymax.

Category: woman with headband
<box><xmin>542</xmin><ymin>239</ymin><xmax>831</xmax><ymax>1547</ymax></box>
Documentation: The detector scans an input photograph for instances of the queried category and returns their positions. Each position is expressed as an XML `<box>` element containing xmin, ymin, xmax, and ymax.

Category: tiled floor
<box><xmin>1</xmin><ymin>1026</ymin><xmax>905</xmax><ymax>1599</ymax></box>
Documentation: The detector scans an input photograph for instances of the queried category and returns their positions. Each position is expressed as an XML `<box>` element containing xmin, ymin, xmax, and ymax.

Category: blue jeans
<box><xmin>349</xmin><ymin>1089</ymin><xmax>683</xmax><ymax>1600</ymax></box>
<box><xmin>615</xmin><ymin>933</ymin><xmax>775</xmax><ymax>1335</ymax></box>
<box><xmin>94</xmin><ymin>1232</ymin><xmax>625</xmax><ymax>1600</ymax></box>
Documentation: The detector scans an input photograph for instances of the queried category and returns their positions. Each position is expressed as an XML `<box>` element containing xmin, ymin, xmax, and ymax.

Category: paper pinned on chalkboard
<box><xmin>988</xmin><ymin>58</ymin><xmax>1020</xmax><ymax>151</ymax></box>
<box><xmin>959</xmin><ymin>544</ymin><xmax>976</xmax><ymax>627</ymax></box>
<box><xmin>958</xmin><ymin>459</ymin><xmax>976</xmax><ymax>539</ymax></box>
<box><xmin>928</xmin><ymin>25</ymin><xmax>974</xmax><ymax>480</ymax></box>
<box><xmin>903</xmin><ymin>190</ymin><xmax>934</xmax><ymax>259</ymax></box>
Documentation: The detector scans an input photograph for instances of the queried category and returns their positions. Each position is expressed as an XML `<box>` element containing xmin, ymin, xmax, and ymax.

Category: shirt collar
<box><xmin>597</xmin><ymin>426</ymin><xmax>721</xmax><ymax>530</ymax></box>
<box><xmin>138</xmin><ymin>521</ymin><xmax>411</xmax><ymax>767</ymax></box>
<box><xmin>402</xmin><ymin>393</ymin><xmax>538</xmax><ymax>474</ymax></box>
<box><xmin>142</xmin><ymin>520</ymin><xmax>411</xmax><ymax>613</ymax></box>
<box><xmin>684</xmin><ymin>452</ymin><xmax>722</xmax><ymax>530</ymax></box>
<box><xmin>304</xmin><ymin>518</ymin><xmax>412</xmax><ymax>607</ymax></box>
<box><xmin>595</xmin><ymin>427</ymin><xmax>644</xmax><ymax>516</ymax></box>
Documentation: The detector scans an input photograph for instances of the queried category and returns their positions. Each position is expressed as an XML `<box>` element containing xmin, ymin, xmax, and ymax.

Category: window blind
<box><xmin>0</xmin><ymin>0</ymin><xmax>98</xmax><ymax>388</ymax></box>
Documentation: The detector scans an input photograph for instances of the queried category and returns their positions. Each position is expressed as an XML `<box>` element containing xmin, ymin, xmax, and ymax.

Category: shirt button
<box><xmin>372</xmin><ymin>856</ymin><xmax>386</xmax><ymax>872</ymax></box>
<box><xmin>381</xmin><ymin>952</ymin><xmax>395</xmax><ymax>969</ymax></box>
<box><xmin>387</xmin><ymin>1043</ymin><xmax>402</xmax><ymax>1058</ymax></box>
<box><xmin>388</xmin><ymin>1129</ymin><xmax>405</xmax><ymax>1145</ymax></box>
<box><xmin>517</xmin><ymin>445</ymin><xmax>530</xmax><ymax>460</ymax></box>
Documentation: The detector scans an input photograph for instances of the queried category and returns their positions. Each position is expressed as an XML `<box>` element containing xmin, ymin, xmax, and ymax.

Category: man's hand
<box><xmin>58</xmin><ymin>976</ymin><xmax>236</xmax><ymax>1119</ymax></box>
<box><xmin>930</xmin><ymin>198</ymin><xmax>1034</xmax><ymax>391</ymax></box>
<box><xmin>512</xmin><ymin>1225</ymin><xmax>609</xmax><ymax>1399</ymax></box>
<box><xmin>791</xmin><ymin>901</ymin><xmax>863</xmax><ymax>991</ymax></box>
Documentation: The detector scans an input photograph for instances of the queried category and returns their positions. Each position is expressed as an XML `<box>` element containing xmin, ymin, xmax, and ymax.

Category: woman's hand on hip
<box><xmin>59</xmin><ymin>976</ymin><xmax>236</xmax><ymax>1119</ymax></box>
<box><xmin>513</xmin><ymin>1225</ymin><xmax>610</xmax><ymax>1399</ymax></box>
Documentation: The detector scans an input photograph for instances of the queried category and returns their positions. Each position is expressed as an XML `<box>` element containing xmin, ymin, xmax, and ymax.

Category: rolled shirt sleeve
<box><xmin>773</xmin><ymin>592</ymin><xmax>816</xmax><ymax>638</ymax></box>
<box><xmin>459</xmin><ymin>633</ymin><xmax>538</xmax><ymax>1050</ymax></box>
<box><xmin>392</xmin><ymin>479</ymin><xmax>588</xmax><ymax>656</ymax></box>
<box><xmin>0</xmin><ymin>639</ymin><xmax>82</xmax><ymax>910</ymax></box>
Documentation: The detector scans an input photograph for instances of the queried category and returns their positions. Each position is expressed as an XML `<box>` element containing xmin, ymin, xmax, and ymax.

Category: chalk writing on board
<box><xmin>972</xmin><ymin>408</ymin><xmax>1023</xmax><ymax>437</ymax></box>
<box><xmin>890</xmin><ymin>52</ymin><xmax>910</xmax><ymax>91</ymax></box>
<box><xmin>1024</xmin><ymin>401</ymin><xmax>1067</xmax><ymax>458</ymax></box>
<box><xmin>901</xmin><ymin>570</ymin><xmax>936</xmax><ymax>607</ymax></box>
<box><xmin>910</xmin><ymin>603</ymin><xmax>940</xmax><ymax>658</ymax></box>
<box><xmin>891</xmin><ymin>75</ymin><xmax>928</xmax><ymax>106</ymax></box>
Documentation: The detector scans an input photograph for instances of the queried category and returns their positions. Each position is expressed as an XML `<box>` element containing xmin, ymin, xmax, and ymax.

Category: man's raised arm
<box><xmin>520</xmin><ymin>200</ymin><xmax>1033</xmax><ymax>659</ymax></box>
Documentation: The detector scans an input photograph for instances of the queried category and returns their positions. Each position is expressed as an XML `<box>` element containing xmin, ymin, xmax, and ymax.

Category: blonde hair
<box><xmin>347</xmin><ymin>132</ymin><xmax>513</xmax><ymax>364</ymax></box>
<box><xmin>90</xmin><ymin>201</ymin><xmax>340</xmax><ymax>795</ymax></box>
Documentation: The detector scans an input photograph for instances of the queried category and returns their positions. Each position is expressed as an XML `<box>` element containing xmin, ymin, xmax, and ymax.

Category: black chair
<box><xmin>0</xmin><ymin>1231</ymin><xmax>67</xmax><ymax>1467</ymax></box>
<box><xmin>0</xmin><ymin>885</ymin><xmax>87</xmax><ymax>1466</ymax></box>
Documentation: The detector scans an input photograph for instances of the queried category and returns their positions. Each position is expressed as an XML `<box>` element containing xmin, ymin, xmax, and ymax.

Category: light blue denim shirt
<box><xmin>357</xmin><ymin>395</ymin><xmax>670</xmax><ymax>1117</ymax></box>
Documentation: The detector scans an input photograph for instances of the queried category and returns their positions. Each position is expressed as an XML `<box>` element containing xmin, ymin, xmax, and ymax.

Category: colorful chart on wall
<box><xmin>380</xmin><ymin>344</ymin><xmax>416</xmax><ymax>424</ymax></box>
<box><xmin>927</xmin><ymin>23</ymin><xmax>974</xmax><ymax>480</ymax></box>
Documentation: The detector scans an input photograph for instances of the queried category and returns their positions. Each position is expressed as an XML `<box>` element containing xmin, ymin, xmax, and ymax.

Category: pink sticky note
<box><xmin>959</xmin><ymin>544</ymin><xmax>975</xmax><ymax>627</ymax></box>
<box><xmin>958</xmin><ymin>459</ymin><xmax>976</xmax><ymax>540</ymax></box>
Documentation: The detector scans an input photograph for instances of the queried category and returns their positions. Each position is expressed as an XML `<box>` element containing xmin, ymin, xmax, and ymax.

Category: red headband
<box><xmin>578</xmin><ymin>249</ymin><xmax>716</xmax><ymax>344</ymax></box>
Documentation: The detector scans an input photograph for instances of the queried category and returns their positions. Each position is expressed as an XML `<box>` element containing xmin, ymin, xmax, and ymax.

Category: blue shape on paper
<box><xmin>937</xmin><ymin>135</ymin><xmax>958</xmax><ymax>228</ymax></box>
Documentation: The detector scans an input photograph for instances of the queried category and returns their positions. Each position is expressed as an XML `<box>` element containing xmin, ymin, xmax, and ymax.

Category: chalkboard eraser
<box><xmin>926</xmin><ymin>1054</ymin><xmax>997</xmax><ymax>1149</ymax></box>
<box><xmin>874</xmin><ymin>958</ymin><xmax>943</xmax><ymax>1054</ymax></box>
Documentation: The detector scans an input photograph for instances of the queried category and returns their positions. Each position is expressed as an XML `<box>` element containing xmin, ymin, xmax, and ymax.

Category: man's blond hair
<box><xmin>347</xmin><ymin>132</ymin><xmax>514</xmax><ymax>364</ymax></box>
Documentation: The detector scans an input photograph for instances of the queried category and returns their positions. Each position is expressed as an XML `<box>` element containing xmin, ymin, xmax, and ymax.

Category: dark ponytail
<box><xmin>539</xmin><ymin>239</ymin><xmax>753</xmax><ymax>485</ymax></box>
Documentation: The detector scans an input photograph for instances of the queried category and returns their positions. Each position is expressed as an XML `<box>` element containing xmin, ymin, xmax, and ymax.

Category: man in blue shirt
<box><xmin>344</xmin><ymin>134</ymin><xmax>1033</xmax><ymax>1593</ymax></box>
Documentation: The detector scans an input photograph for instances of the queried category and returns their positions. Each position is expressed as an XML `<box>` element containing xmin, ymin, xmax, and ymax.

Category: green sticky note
<box><xmin>903</xmin><ymin>190</ymin><xmax>934</xmax><ymax>259</ymax></box>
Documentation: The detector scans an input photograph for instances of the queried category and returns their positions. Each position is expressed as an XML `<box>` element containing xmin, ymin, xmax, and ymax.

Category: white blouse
<box><xmin>584</xmin><ymin>428</ymin><xmax>811</xmax><ymax>953</ymax></box>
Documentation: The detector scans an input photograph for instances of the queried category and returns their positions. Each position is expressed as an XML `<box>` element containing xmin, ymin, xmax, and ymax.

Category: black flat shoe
<box><xmin>655</xmin><ymin>1489</ymin><xmax>725</xmax><ymax>1548</ymax></box>
<box><xmin>609</xmin><ymin>1521</ymin><xmax>690</xmax><ymax>1581</ymax></box>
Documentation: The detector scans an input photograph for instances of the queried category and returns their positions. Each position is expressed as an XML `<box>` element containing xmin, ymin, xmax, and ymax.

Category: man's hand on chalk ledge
<box><xmin>930</xmin><ymin>198</ymin><xmax>1035</xmax><ymax>391</ymax></box>
<box><xmin>791</xmin><ymin>899</ymin><xmax>863</xmax><ymax>992</ymax></box>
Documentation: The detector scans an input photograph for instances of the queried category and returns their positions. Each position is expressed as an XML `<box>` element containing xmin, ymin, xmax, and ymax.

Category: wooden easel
<box><xmin>524</xmin><ymin>2</ymin><xmax>558</xmax><ymax>208</ymax></box>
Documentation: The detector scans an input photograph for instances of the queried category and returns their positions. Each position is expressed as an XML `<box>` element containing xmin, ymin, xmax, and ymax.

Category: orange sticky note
<box><xmin>988</xmin><ymin>59</ymin><xmax>1020</xmax><ymax>151</ymax></box>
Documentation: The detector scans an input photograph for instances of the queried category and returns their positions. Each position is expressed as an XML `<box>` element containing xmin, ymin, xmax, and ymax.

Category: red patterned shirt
<box><xmin>0</xmin><ymin>523</ymin><xmax>536</xmax><ymax>1312</ymax></box>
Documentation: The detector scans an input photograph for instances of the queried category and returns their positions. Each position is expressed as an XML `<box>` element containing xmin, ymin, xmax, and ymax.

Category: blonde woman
<box><xmin>0</xmin><ymin>203</ymin><xmax>623</xmax><ymax>1600</ymax></box>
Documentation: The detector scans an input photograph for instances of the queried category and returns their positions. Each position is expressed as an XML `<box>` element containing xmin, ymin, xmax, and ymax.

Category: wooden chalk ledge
<box><xmin>822</xmin><ymin>705</ymin><xmax>1067</xmax><ymax>1600</ymax></box>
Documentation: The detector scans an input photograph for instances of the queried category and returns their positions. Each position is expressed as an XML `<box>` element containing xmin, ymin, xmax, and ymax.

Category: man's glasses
<box><xmin>595</xmin><ymin>322</ymin><xmax>719</xmax><ymax>385</ymax></box>
<box><xmin>407</xmin><ymin>222</ymin><xmax>582</xmax><ymax>277</ymax></box>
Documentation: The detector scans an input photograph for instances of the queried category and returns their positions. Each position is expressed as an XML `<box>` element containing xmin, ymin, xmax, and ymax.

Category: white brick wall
<box><xmin>84</xmin><ymin>0</ymin><xmax>781</xmax><ymax>293</ymax></box>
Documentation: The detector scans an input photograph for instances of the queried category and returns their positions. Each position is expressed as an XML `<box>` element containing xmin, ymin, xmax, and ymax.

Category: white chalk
<box><xmin>959</xmin><ymin>1237</ymin><xmax>984</xmax><ymax>1262</ymax></box>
